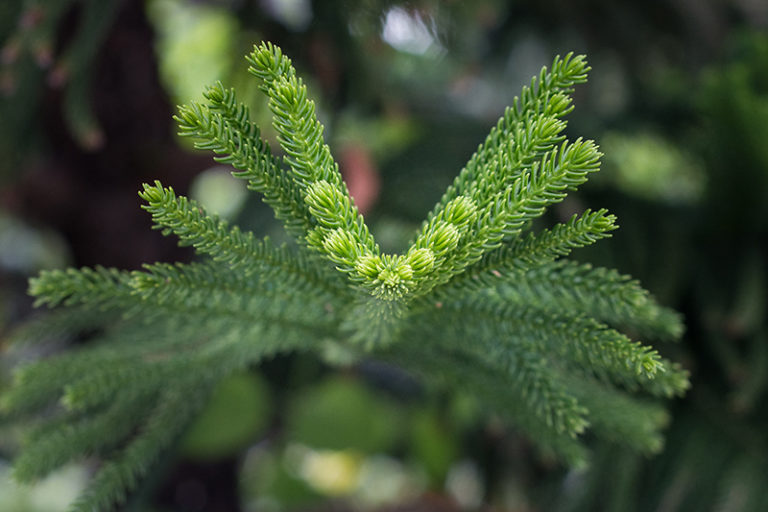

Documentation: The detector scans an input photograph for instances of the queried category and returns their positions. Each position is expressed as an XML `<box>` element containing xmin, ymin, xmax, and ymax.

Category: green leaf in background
<box><xmin>600</xmin><ymin>131</ymin><xmax>705</xmax><ymax>204</ymax></box>
<box><xmin>409</xmin><ymin>408</ymin><xmax>458</xmax><ymax>486</ymax></box>
<box><xmin>286</xmin><ymin>376</ymin><xmax>403</xmax><ymax>453</ymax></box>
<box><xmin>180</xmin><ymin>372</ymin><xmax>271</xmax><ymax>460</ymax></box>
<box><xmin>146</xmin><ymin>0</ymin><xmax>238</xmax><ymax>105</ymax></box>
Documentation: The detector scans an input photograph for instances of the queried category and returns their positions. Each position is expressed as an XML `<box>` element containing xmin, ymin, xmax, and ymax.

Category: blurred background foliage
<box><xmin>1</xmin><ymin>0</ymin><xmax>768</xmax><ymax>510</ymax></box>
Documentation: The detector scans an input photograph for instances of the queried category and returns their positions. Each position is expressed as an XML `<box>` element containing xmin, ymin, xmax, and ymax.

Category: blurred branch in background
<box><xmin>1</xmin><ymin>0</ymin><xmax>768</xmax><ymax>511</ymax></box>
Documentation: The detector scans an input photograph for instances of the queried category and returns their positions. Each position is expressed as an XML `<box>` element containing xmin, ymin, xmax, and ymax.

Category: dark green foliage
<box><xmin>0</xmin><ymin>0</ymin><xmax>121</xmax><ymax>168</ymax></box>
<box><xmin>0</xmin><ymin>42</ymin><xmax>688</xmax><ymax>511</ymax></box>
<box><xmin>555</xmin><ymin>32</ymin><xmax>768</xmax><ymax>512</ymax></box>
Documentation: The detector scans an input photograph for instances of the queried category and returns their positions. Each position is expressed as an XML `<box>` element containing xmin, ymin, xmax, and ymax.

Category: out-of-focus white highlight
<box><xmin>381</xmin><ymin>7</ymin><xmax>443</xmax><ymax>56</ymax></box>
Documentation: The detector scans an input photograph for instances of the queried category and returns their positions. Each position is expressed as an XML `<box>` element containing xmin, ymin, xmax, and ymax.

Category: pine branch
<box><xmin>405</xmin><ymin>139</ymin><xmax>603</xmax><ymax>297</ymax></box>
<box><xmin>491</xmin><ymin>138</ymin><xmax>603</xmax><ymax>240</ymax></box>
<box><xmin>66</xmin><ymin>382</ymin><xmax>213</xmax><ymax>512</ymax></box>
<box><xmin>1</xmin><ymin>305</ymin><xmax>334</xmax><ymax>421</ymax></box>
<box><xmin>403</xmin><ymin>58</ymin><xmax>597</xmax><ymax>299</ymax></box>
<box><xmin>433</xmin><ymin>53</ymin><xmax>590</xmax><ymax>215</ymax></box>
<box><xmin>1</xmin><ymin>44</ymin><xmax>691</xmax><ymax>510</ymax></box>
<box><xmin>13</xmin><ymin>392</ymin><xmax>155</xmax><ymax>482</ymax></box>
<box><xmin>247</xmin><ymin>44</ymin><xmax>360</xmax><ymax>220</ymax></box>
<box><xmin>500</xmin><ymin>208</ymin><xmax>618</xmax><ymax>270</ymax></box>
<box><xmin>498</xmin><ymin>260</ymin><xmax>684</xmax><ymax>340</ymax></box>
<box><xmin>139</xmin><ymin>181</ymin><xmax>265</xmax><ymax>266</ymax></box>
<box><xmin>382</xmin><ymin>343</ymin><xmax>590</xmax><ymax>466</ymax></box>
<box><xmin>246</xmin><ymin>43</ymin><xmax>408</xmax><ymax>298</ymax></box>
<box><xmin>419</xmin><ymin>207</ymin><xmax>617</xmax><ymax>302</ymax></box>
<box><xmin>442</xmin><ymin>303</ymin><xmax>687</xmax><ymax>396</ymax></box>
<box><xmin>133</xmin><ymin>259</ymin><xmax>341</xmax><ymax>311</ymax></box>
<box><xmin>58</xmin><ymin>314</ymin><xmax>329</xmax><ymax>413</ymax></box>
<box><xmin>565</xmin><ymin>374</ymin><xmax>671</xmax><ymax>454</ymax></box>
<box><xmin>4</xmin><ymin>306</ymin><xmax>121</xmax><ymax>348</ymax></box>
<box><xmin>29</xmin><ymin>266</ymin><xmax>134</xmax><ymax>309</ymax></box>
<box><xmin>1</xmin><ymin>354</ymin><xmax>135</xmax><ymax>417</ymax></box>
<box><xmin>401</xmin><ymin>312</ymin><xmax>590</xmax><ymax>436</ymax></box>
<box><xmin>249</xmin><ymin>51</ymin><xmax>341</xmax><ymax>190</ymax></box>
<box><xmin>138</xmin><ymin>181</ymin><xmax>344</xmax><ymax>293</ymax></box>
<box><xmin>1</xmin><ymin>318</ymin><xmax>221</xmax><ymax>419</ymax></box>
<box><xmin>175</xmin><ymin>83</ymin><xmax>312</xmax><ymax>238</ymax></box>
<box><xmin>433</xmin><ymin>259</ymin><xmax>683</xmax><ymax>341</ymax></box>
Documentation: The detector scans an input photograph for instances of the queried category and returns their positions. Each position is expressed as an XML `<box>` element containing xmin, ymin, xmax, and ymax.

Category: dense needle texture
<box><xmin>0</xmin><ymin>43</ymin><xmax>688</xmax><ymax>511</ymax></box>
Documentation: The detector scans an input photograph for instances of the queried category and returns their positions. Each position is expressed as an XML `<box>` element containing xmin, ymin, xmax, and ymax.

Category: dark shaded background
<box><xmin>2</xmin><ymin>1</ymin><xmax>768</xmax><ymax>511</ymax></box>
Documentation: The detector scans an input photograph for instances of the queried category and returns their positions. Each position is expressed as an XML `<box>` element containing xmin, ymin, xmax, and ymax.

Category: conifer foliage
<box><xmin>1</xmin><ymin>43</ymin><xmax>689</xmax><ymax>510</ymax></box>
